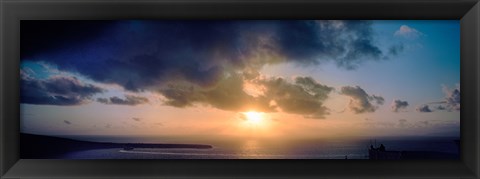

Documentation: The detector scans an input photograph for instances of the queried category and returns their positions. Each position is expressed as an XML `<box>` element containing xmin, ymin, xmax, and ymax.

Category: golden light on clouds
<box><xmin>242</xmin><ymin>81</ymin><xmax>265</xmax><ymax>97</ymax></box>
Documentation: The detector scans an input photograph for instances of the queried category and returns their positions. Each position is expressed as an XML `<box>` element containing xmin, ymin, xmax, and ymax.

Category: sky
<box><xmin>20</xmin><ymin>20</ymin><xmax>460</xmax><ymax>140</ymax></box>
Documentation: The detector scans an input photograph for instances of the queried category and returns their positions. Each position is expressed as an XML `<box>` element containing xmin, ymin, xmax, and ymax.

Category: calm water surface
<box><xmin>60</xmin><ymin>135</ymin><xmax>459</xmax><ymax>159</ymax></box>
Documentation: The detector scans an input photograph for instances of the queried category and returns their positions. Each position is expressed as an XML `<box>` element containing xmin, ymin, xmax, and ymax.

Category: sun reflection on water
<box><xmin>241</xmin><ymin>140</ymin><xmax>260</xmax><ymax>157</ymax></box>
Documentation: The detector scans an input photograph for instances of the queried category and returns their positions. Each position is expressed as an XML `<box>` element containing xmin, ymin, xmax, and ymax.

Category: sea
<box><xmin>58</xmin><ymin>135</ymin><xmax>460</xmax><ymax>159</ymax></box>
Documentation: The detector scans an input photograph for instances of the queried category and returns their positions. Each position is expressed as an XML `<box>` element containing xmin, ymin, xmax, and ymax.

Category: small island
<box><xmin>21</xmin><ymin>133</ymin><xmax>213</xmax><ymax>159</ymax></box>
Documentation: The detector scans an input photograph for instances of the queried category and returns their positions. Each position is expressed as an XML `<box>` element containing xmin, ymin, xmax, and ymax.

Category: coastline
<box><xmin>20</xmin><ymin>133</ymin><xmax>459</xmax><ymax>159</ymax></box>
<box><xmin>20</xmin><ymin>133</ymin><xmax>213</xmax><ymax>159</ymax></box>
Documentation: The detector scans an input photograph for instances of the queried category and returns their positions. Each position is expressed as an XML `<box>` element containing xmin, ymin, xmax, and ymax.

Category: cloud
<box><xmin>416</xmin><ymin>121</ymin><xmax>430</xmax><ymax>127</ymax></box>
<box><xmin>63</xmin><ymin>120</ymin><xmax>72</xmax><ymax>125</ymax></box>
<box><xmin>419</xmin><ymin>84</ymin><xmax>460</xmax><ymax>112</ymax></box>
<box><xmin>238</xmin><ymin>113</ymin><xmax>248</xmax><ymax>121</ymax></box>
<box><xmin>259</xmin><ymin>76</ymin><xmax>334</xmax><ymax>119</ymax></box>
<box><xmin>394</xmin><ymin>25</ymin><xmax>423</xmax><ymax>39</ymax></box>
<box><xmin>371</xmin><ymin>95</ymin><xmax>385</xmax><ymax>105</ymax></box>
<box><xmin>398</xmin><ymin>119</ymin><xmax>408</xmax><ymax>128</ymax></box>
<box><xmin>97</xmin><ymin>95</ymin><xmax>149</xmax><ymax>106</ymax></box>
<box><xmin>416</xmin><ymin>105</ymin><xmax>432</xmax><ymax>113</ymax></box>
<box><xmin>391</xmin><ymin>99</ymin><xmax>409</xmax><ymax>112</ymax></box>
<box><xmin>160</xmin><ymin>75</ymin><xmax>334</xmax><ymax>118</ymax></box>
<box><xmin>21</xmin><ymin>21</ymin><xmax>117</xmax><ymax>59</ymax></box>
<box><xmin>436</xmin><ymin>105</ymin><xmax>446</xmax><ymax>110</ymax></box>
<box><xmin>397</xmin><ymin>119</ymin><xmax>431</xmax><ymax>128</ymax></box>
<box><xmin>22</xmin><ymin>20</ymin><xmax>388</xmax><ymax>94</ymax></box>
<box><xmin>20</xmin><ymin>75</ymin><xmax>104</xmax><ymax>105</ymax></box>
<box><xmin>160</xmin><ymin>73</ymin><xmax>273</xmax><ymax>112</ymax></box>
<box><xmin>340</xmin><ymin>86</ymin><xmax>384</xmax><ymax>113</ymax></box>
<box><xmin>442</xmin><ymin>84</ymin><xmax>460</xmax><ymax>111</ymax></box>
<box><xmin>388</xmin><ymin>43</ymin><xmax>405</xmax><ymax>56</ymax></box>
<box><xmin>358</xmin><ymin>121</ymin><xmax>395</xmax><ymax>129</ymax></box>
<box><xmin>20</xmin><ymin>67</ymin><xmax>36</xmax><ymax>79</ymax></box>
<box><xmin>273</xmin><ymin>20</ymin><xmax>383</xmax><ymax>69</ymax></box>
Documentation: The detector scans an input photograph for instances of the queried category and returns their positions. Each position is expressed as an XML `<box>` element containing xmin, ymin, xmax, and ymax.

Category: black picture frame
<box><xmin>1</xmin><ymin>0</ymin><xmax>479</xmax><ymax>178</ymax></box>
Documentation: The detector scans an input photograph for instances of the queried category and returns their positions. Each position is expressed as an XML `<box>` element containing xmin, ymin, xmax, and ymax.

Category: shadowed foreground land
<box><xmin>21</xmin><ymin>133</ymin><xmax>213</xmax><ymax>159</ymax></box>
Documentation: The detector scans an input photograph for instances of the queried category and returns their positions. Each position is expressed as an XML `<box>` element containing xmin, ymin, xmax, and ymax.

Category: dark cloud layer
<box><xmin>97</xmin><ymin>95</ymin><xmax>149</xmax><ymax>106</ymax></box>
<box><xmin>21</xmin><ymin>20</ymin><xmax>396</xmax><ymax>118</ymax></box>
<box><xmin>340</xmin><ymin>86</ymin><xmax>384</xmax><ymax>113</ymax></box>
<box><xmin>21</xmin><ymin>75</ymin><xmax>104</xmax><ymax>105</ymax></box>
<box><xmin>391</xmin><ymin>99</ymin><xmax>409</xmax><ymax>112</ymax></box>
<box><xmin>22</xmin><ymin>20</ymin><xmax>386</xmax><ymax>93</ymax></box>
<box><xmin>272</xmin><ymin>21</ymin><xmax>383</xmax><ymax>69</ymax></box>
<box><xmin>21</xmin><ymin>21</ymin><xmax>116</xmax><ymax>59</ymax></box>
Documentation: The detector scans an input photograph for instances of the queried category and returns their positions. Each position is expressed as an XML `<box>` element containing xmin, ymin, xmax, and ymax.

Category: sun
<box><xmin>244</xmin><ymin>111</ymin><xmax>263</xmax><ymax>124</ymax></box>
<box><xmin>238</xmin><ymin>111</ymin><xmax>275</xmax><ymax>136</ymax></box>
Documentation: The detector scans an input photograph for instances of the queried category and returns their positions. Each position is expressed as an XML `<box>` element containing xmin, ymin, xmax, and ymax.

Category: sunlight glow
<box><xmin>244</xmin><ymin>111</ymin><xmax>263</xmax><ymax>124</ymax></box>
